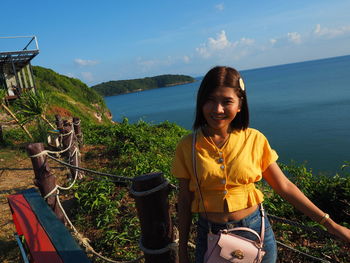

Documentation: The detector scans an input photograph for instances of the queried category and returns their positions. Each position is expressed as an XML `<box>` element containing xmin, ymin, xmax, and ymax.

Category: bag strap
<box><xmin>192</xmin><ymin>131</ymin><xmax>211</xmax><ymax>232</ymax></box>
<box><xmin>192</xmin><ymin>130</ymin><xmax>265</xmax><ymax>245</ymax></box>
<box><xmin>223</xmin><ymin>227</ymin><xmax>262</xmax><ymax>242</ymax></box>
<box><xmin>260</xmin><ymin>204</ymin><xmax>265</xmax><ymax>245</ymax></box>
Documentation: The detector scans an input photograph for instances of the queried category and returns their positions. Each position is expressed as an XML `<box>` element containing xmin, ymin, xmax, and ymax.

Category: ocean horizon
<box><xmin>105</xmin><ymin>55</ymin><xmax>350</xmax><ymax>175</ymax></box>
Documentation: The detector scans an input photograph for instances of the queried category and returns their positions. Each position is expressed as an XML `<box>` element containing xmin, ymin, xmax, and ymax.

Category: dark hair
<box><xmin>193</xmin><ymin>66</ymin><xmax>249</xmax><ymax>131</ymax></box>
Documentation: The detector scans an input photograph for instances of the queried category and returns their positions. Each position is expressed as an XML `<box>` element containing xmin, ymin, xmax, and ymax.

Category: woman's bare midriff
<box><xmin>200</xmin><ymin>203</ymin><xmax>259</xmax><ymax>224</ymax></box>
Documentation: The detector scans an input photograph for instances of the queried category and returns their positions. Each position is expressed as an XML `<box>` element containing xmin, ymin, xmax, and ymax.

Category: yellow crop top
<box><xmin>171</xmin><ymin>128</ymin><xmax>278</xmax><ymax>213</ymax></box>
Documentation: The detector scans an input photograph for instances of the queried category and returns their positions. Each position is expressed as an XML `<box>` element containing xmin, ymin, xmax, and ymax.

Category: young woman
<box><xmin>171</xmin><ymin>66</ymin><xmax>350</xmax><ymax>263</ymax></box>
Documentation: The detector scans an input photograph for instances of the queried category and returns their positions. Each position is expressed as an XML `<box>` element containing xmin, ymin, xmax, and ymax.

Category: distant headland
<box><xmin>91</xmin><ymin>74</ymin><xmax>196</xmax><ymax>97</ymax></box>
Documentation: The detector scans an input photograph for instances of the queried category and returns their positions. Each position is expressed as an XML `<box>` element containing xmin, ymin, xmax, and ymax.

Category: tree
<box><xmin>0</xmin><ymin>89</ymin><xmax>33</xmax><ymax>140</ymax></box>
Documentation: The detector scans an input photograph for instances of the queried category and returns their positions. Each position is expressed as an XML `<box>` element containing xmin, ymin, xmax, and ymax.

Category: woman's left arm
<box><xmin>262</xmin><ymin>162</ymin><xmax>350</xmax><ymax>242</ymax></box>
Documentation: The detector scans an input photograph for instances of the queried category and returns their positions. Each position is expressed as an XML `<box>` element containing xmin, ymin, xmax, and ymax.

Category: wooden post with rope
<box><xmin>61</xmin><ymin>120</ymin><xmax>81</xmax><ymax>179</ymax></box>
<box><xmin>55</xmin><ymin>114</ymin><xmax>63</xmax><ymax>130</ymax></box>
<box><xmin>26</xmin><ymin>142</ymin><xmax>66</xmax><ymax>223</ymax></box>
<box><xmin>61</xmin><ymin>120</ymin><xmax>73</xmax><ymax>178</ymax></box>
<box><xmin>73</xmin><ymin>116</ymin><xmax>83</xmax><ymax>148</ymax></box>
<box><xmin>131</xmin><ymin>172</ymin><xmax>177</xmax><ymax>263</ymax></box>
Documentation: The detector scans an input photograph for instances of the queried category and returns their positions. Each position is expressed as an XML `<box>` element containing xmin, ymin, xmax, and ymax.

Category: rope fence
<box><xmin>45</xmin><ymin>154</ymin><xmax>338</xmax><ymax>262</ymax></box>
<box><xmin>24</xmin><ymin>124</ymin><xmax>345</xmax><ymax>263</ymax></box>
<box><xmin>46</xmin><ymin>151</ymin><xmax>334</xmax><ymax>235</ymax></box>
<box><xmin>30</xmin><ymin>138</ymin><xmax>145</xmax><ymax>263</ymax></box>
<box><xmin>47</xmin><ymin>154</ymin><xmax>132</xmax><ymax>183</ymax></box>
<box><xmin>275</xmin><ymin>241</ymin><xmax>331</xmax><ymax>263</ymax></box>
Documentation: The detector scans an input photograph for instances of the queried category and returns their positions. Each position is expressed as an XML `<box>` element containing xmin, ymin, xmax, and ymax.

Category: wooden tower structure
<box><xmin>0</xmin><ymin>36</ymin><xmax>39</xmax><ymax>101</ymax></box>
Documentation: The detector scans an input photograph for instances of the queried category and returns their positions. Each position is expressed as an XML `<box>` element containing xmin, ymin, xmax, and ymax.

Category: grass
<box><xmin>1</xmin><ymin>121</ymin><xmax>349</xmax><ymax>262</ymax></box>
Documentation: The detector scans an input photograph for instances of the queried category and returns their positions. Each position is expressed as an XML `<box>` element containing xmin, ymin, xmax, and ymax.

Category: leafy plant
<box><xmin>14</xmin><ymin>90</ymin><xmax>55</xmax><ymax>129</ymax></box>
<box><xmin>73</xmin><ymin>178</ymin><xmax>142</xmax><ymax>260</ymax></box>
<box><xmin>0</xmin><ymin>89</ymin><xmax>33</xmax><ymax>140</ymax></box>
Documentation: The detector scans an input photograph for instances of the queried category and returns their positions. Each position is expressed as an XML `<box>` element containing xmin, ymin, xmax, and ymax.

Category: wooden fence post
<box><xmin>131</xmin><ymin>172</ymin><xmax>177</xmax><ymax>263</ymax></box>
<box><xmin>73</xmin><ymin>117</ymin><xmax>83</xmax><ymax>148</ymax></box>
<box><xmin>27</xmin><ymin>143</ymin><xmax>66</xmax><ymax>223</ymax></box>
<box><xmin>61</xmin><ymin>121</ymin><xmax>75</xmax><ymax>179</ymax></box>
<box><xmin>61</xmin><ymin>120</ymin><xmax>72</xmax><ymax>155</ymax></box>
<box><xmin>55</xmin><ymin>114</ymin><xmax>63</xmax><ymax>130</ymax></box>
<box><xmin>61</xmin><ymin>120</ymin><xmax>82</xmax><ymax>179</ymax></box>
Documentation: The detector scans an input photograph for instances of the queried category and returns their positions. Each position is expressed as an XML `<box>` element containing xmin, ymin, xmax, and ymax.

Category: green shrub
<box><xmin>84</xmin><ymin>119</ymin><xmax>189</xmax><ymax>181</ymax></box>
<box><xmin>0</xmin><ymin>127</ymin><xmax>27</xmax><ymax>146</ymax></box>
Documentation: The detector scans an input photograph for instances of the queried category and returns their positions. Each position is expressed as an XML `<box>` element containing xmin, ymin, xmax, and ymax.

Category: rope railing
<box><xmin>44</xmin><ymin>148</ymin><xmax>338</xmax><ymax>237</ymax></box>
<box><xmin>37</xmin><ymin>151</ymin><xmax>342</xmax><ymax>262</ymax></box>
<box><xmin>29</xmin><ymin>128</ymin><xmax>132</xmax><ymax>183</ymax></box>
<box><xmin>276</xmin><ymin>241</ymin><xmax>331</xmax><ymax>263</ymax></box>
<box><xmin>26</xmin><ymin>125</ymin><xmax>344</xmax><ymax>263</ymax></box>
<box><xmin>46</xmin><ymin>154</ymin><xmax>341</xmax><ymax>259</ymax></box>
<box><xmin>25</xmin><ymin>123</ymin><xmax>147</xmax><ymax>262</ymax></box>
<box><xmin>39</xmin><ymin>154</ymin><xmax>145</xmax><ymax>262</ymax></box>
<box><xmin>47</xmin><ymin>154</ymin><xmax>133</xmax><ymax>183</ymax></box>
<box><xmin>54</xmin><ymin>188</ymin><xmax>144</xmax><ymax>263</ymax></box>
<box><xmin>43</xmin><ymin>150</ymin><xmax>80</xmax><ymax>199</ymax></box>
<box><xmin>30</xmin><ymin>129</ymin><xmax>74</xmax><ymax>158</ymax></box>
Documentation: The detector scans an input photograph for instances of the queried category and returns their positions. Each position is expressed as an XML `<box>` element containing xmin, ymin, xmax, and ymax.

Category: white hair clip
<box><xmin>239</xmin><ymin>77</ymin><xmax>245</xmax><ymax>91</ymax></box>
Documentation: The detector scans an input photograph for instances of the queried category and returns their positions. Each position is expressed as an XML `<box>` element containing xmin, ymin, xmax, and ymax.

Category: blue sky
<box><xmin>1</xmin><ymin>0</ymin><xmax>350</xmax><ymax>86</ymax></box>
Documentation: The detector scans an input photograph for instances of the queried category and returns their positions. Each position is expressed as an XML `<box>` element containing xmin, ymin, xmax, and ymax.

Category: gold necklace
<box><xmin>207</xmin><ymin>133</ymin><xmax>231</xmax><ymax>149</ymax></box>
<box><xmin>207</xmin><ymin>133</ymin><xmax>231</xmax><ymax>165</ymax></box>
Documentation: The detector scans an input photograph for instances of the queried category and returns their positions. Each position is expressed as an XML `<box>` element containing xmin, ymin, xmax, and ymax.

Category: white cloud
<box><xmin>239</xmin><ymin>37</ymin><xmax>255</xmax><ymax>46</ymax></box>
<box><xmin>270</xmin><ymin>24</ymin><xmax>350</xmax><ymax>49</ymax></box>
<box><xmin>287</xmin><ymin>32</ymin><xmax>302</xmax><ymax>44</ymax></box>
<box><xmin>183</xmin><ymin>55</ymin><xmax>190</xmax><ymax>63</ymax></box>
<box><xmin>81</xmin><ymin>72</ymin><xmax>94</xmax><ymax>82</ymax></box>
<box><xmin>196</xmin><ymin>30</ymin><xmax>232</xmax><ymax>58</ymax></box>
<box><xmin>270</xmin><ymin>38</ymin><xmax>277</xmax><ymax>45</ymax></box>
<box><xmin>65</xmin><ymin>72</ymin><xmax>75</xmax><ymax>78</ymax></box>
<box><xmin>208</xmin><ymin>30</ymin><xmax>231</xmax><ymax>50</ymax></box>
<box><xmin>196</xmin><ymin>31</ymin><xmax>255</xmax><ymax>59</ymax></box>
<box><xmin>74</xmin><ymin>58</ymin><xmax>99</xmax><ymax>66</ymax></box>
<box><xmin>313</xmin><ymin>24</ymin><xmax>350</xmax><ymax>38</ymax></box>
<box><xmin>267</xmin><ymin>32</ymin><xmax>302</xmax><ymax>47</ymax></box>
<box><xmin>196</xmin><ymin>44</ymin><xmax>211</xmax><ymax>58</ymax></box>
<box><xmin>215</xmin><ymin>3</ymin><xmax>224</xmax><ymax>11</ymax></box>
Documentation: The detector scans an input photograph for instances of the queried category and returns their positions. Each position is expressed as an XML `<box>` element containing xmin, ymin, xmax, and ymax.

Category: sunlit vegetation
<box><xmin>1</xmin><ymin>66</ymin><xmax>348</xmax><ymax>262</ymax></box>
<box><xmin>91</xmin><ymin>74</ymin><xmax>195</xmax><ymax>96</ymax></box>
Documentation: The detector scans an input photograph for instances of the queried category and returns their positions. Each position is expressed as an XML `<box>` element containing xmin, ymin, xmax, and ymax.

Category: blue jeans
<box><xmin>195</xmin><ymin>205</ymin><xmax>277</xmax><ymax>263</ymax></box>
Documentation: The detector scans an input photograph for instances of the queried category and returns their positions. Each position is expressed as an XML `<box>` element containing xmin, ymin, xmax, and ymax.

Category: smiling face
<box><xmin>202</xmin><ymin>86</ymin><xmax>241</xmax><ymax>134</ymax></box>
<box><xmin>193</xmin><ymin>66</ymin><xmax>249</xmax><ymax>131</ymax></box>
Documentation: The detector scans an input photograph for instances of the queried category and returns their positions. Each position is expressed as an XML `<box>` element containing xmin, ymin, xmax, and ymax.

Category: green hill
<box><xmin>33</xmin><ymin>66</ymin><xmax>112</xmax><ymax>124</ymax></box>
<box><xmin>91</xmin><ymin>74</ymin><xmax>195</xmax><ymax>96</ymax></box>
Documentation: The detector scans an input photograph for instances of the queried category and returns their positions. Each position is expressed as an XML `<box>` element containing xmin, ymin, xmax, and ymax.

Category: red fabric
<box><xmin>12</xmin><ymin>212</ymin><xmax>23</xmax><ymax>236</ymax></box>
<box><xmin>8</xmin><ymin>194</ymin><xmax>63</xmax><ymax>263</ymax></box>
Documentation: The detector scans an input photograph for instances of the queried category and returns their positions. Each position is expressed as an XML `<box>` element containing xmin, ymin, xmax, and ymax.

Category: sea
<box><xmin>105</xmin><ymin>55</ymin><xmax>350</xmax><ymax>175</ymax></box>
